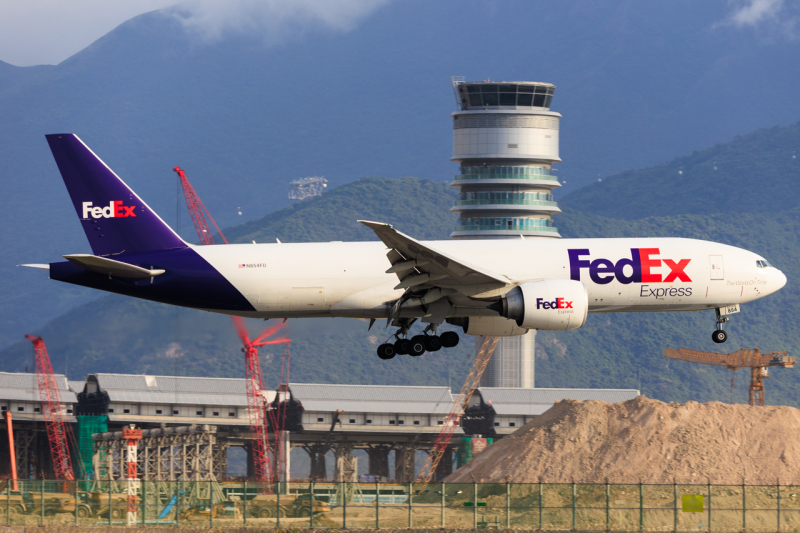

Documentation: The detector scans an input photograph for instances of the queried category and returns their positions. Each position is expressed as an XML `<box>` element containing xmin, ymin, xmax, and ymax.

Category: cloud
<box><xmin>171</xmin><ymin>0</ymin><xmax>390</xmax><ymax>43</ymax></box>
<box><xmin>720</xmin><ymin>0</ymin><xmax>800</xmax><ymax>37</ymax></box>
<box><xmin>729</xmin><ymin>0</ymin><xmax>784</xmax><ymax>26</ymax></box>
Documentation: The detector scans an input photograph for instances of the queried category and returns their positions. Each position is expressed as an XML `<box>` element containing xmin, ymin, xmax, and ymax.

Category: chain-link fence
<box><xmin>3</xmin><ymin>480</ymin><xmax>800</xmax><ymax>530</ymax></box>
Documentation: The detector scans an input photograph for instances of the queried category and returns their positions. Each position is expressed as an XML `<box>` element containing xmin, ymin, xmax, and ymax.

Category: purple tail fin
<box><xmin>46</xmin><ymin>134</ymin><xmax>186</xmax><ymax>256</ymax></box>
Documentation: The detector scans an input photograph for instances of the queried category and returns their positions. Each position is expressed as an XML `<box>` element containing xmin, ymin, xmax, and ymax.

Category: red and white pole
<box><xmin>121</xmin><ymin>426</ymin><xmax>142</xmax><ymax>525</ymax></box>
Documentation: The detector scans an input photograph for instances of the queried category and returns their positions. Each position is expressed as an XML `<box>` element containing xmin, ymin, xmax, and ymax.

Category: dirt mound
<box><xmin>447</xmin><ymin>396</ymin><xmax>800</xmax><ymax>484</ymax></box>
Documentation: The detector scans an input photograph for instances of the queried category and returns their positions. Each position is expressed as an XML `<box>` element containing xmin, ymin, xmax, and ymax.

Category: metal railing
<box><xmin>454</xmin><ymin>173</ymin><xmax>560</xmax><ymax>181</ymax></box>
<box><xmin>454</xmin><ymin>199</ymin><xmax>558</xmax><ymax>207</ymax></box>
<box><xmin>3</xmin><ymin>480</ymin><xmax>799</xmax><ymax>531</ymax></box>
<box><xmin>454</xmin><ymin>225</ymin><xmax>559</xmax><ymax>233</ymax></box>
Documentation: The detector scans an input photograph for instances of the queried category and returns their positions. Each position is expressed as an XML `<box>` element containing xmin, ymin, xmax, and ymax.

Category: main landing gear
<box><xmin>712</xmin><ymin>308</ymin><xmax>730</xmax><ymax>344</ymax></box>
<box><xmin>376</xmin><ymin>324</ymin><xmax>460</xmax><ymax>360</ymax></box>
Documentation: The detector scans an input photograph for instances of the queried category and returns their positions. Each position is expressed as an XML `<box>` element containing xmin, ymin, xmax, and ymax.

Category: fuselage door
<box><xmin>709</xmin><ymin>255</ymin><xmax>724</xmax><ymax>280</ymax></box>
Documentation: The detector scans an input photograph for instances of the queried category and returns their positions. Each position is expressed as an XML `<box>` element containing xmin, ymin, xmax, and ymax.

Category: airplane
<box><xmin>22</xmin><ymin>134</ymin><xmax>787</xmax><ymax>360</ymax></box>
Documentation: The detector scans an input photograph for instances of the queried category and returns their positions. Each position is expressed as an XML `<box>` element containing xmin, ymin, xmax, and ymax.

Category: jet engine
<box><xmin>446</xmin><ymin>316</ymin><xmax>528</xmax><ymax>336</ymax></box>
<box><xmin>491</xmin><ymin>279</ymin><xmax>588</xmax><ymax>330</ymax></box>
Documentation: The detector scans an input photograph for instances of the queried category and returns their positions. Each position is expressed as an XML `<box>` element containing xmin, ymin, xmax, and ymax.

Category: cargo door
<box><xmin>709</xmin><ymin>255</ymin><xmax>724</xmax><ymax>280</ymax></box>
<box><xmin>291</xmin><ymin>286</ymin><xmax>326</xmax><ymax>310</ymax></box>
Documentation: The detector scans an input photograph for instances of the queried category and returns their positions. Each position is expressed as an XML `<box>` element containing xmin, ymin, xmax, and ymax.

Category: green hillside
<box><xmin>3</xmin><ymin>173</ymin><xmax>799</xmax><ymax>407</ymax></box>
<box><xmin>560</xmin><ymin>121</ymin><xmax>800</xmax><ymax>220</ymax></box>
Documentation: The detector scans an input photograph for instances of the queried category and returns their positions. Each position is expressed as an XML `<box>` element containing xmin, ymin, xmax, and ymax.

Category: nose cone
<box><xmin>776</xmin><ymin>269</ymin><xmax>787</xmax><ymax>290</ymax></box>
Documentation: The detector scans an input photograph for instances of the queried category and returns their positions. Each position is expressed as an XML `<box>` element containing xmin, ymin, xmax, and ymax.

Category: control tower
<box><xmin>449</xmin><ymin>78</ymin><xmax>563</xmax><ymax>388</ymax></box>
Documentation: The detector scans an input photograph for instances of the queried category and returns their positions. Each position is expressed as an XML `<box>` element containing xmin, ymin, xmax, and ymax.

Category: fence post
<box><xmin>74</xmin><ymin>480</ymin><xmax>78</xmax><ymax>526</ymax></box>
<box><xmin>242</xmin><ymin>480</ymin><xmax>247</xmax><ymax>525</ymax></box>
<box><xmin>572</xmin><ymin>481</ymin><xmax>577</xmax><ymax>531</ymax></box>
<box><xmin>539</xmin><ymin>482</ymin><xmax>543</xmax><ymax>530</ymax></box>
<box><xmin>375</xmin><ymin>481</ymin><xmax>380</xmax><ymax>529</ymax></box>
<box><xmin>441</xmin><ymin>482</ymin><xmax>446</xmax><ymax>527</ymax></box>
<box><xmin>506</xmin><ymin>482</ymin><xmax>511</xmax><ymax>529</ymax></box>
<box><xmin>141</xmin><ymin>480</ymin><xmax>146</xmax><ymax>526</ymax></box>
<box><xmin>108</xmin><ymin>480</ymin><xmax>112</xmax><ymax>526</ymax></box>
<box><xmin>174</xmin><ymin>482</ymin><xmax>180</xmax><ymax>527</ymax></box>
<box><xmin>777</xmin><ymin>479</ymin><xmax>781</xmax><ymax>532</ymax></box>
<box><xmin>42</xmin><ymin>478</ymin><xmax>46</xmax><ymax>526</ymax></box>
<box><xmin>277</xmin><ymin>481</ymin><xmax>281</xmax><ymax>528</ymax></box>
<box><xmin>408</xmin><ymin>482</ymin><xmax>413</xmax><ymax>528</ymax></box>
<box><xmin>673</xmin><ymin>480</ymin><xmax>678</xmax><ymax>532</ymax></box>
<box><xmin>310</xmin><ymin>481</ymin><xmax>315</xmax><ymax>528</ymax></box>
<box><xmin>638</xmin><ymin>482</ymin><xmax>643</xmax><ymax>531</ymax></box>
<box><xmin>605</xmin><ymin>480</ymin><xmax>610</xmax><ymax>532</ymax></box>
<box><xmin>742</xmin><ymin>480</ymin><xmax>746</xmax><ymax>532</ymax></box>
<box><xmin>707</xmin><ymin>480</ymin><xmax>712</xmax><ymax>532</ymax></box>
<box><xmin>341</xmin><ymin>482</ymin><xmax>346</xmax><ymax>530</ymax></box>
<box><xmin>473</xmin><ymin>482</ymin><xmax>478</xmax><ymax>528</ymax></box>
<box><xmin>6</xmin><ymin>479</ymin><xmax>10</xmax><ymax>526</ymax></box>
<box><xmin>209</xmin><ymin>480</ymin><xmax>214</xmax><ymax>528</ymax></box>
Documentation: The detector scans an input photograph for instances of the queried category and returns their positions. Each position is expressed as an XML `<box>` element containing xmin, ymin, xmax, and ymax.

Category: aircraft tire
<box><xmin>424</xmin><ymin>335</ymin><xmax>442</xmax><ymax>351</ymax></box>
<box><xmin>395</xmin><ymin>338</ymin><xmax>410</xmax><ymax>355</ymax></box>
<box><xmin>441</xmin><ymin>331</ymin><xmax>459</xmax><ymax>348</ymax></box>
<box><xmin>711</xmin><ymin>330</ymin><xmax>728</xmax><ymax>344</ymax></box>
<box><xmin>377</xmin><ymin>343</ymin><xmax>396</xmax><ymax>359</ymax></box>
<box><xmin>408</xmin><ymin>336</ymin><xmax>426</xmax><ymax>356</ymax></box>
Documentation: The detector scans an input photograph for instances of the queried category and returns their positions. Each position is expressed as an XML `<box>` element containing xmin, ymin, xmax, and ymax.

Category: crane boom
<box><xmin>663</xmin><ymin>348</ymin><xmax>794</xmax><ymax>369</ymax></box>
<box><xmin>663</xmin><ymin>347</ymin><xmax>794</xmax><ymax>406</ymax></box>
<box><xmin>417</xmin><ymin>336</ymin><xmax>499</xmax><ymax>483</ymax></box>
<box><xmin>172</xmin><ymin>166</ymin><xmax>229</xmax><ymax>245</ymax></box>
<box><xmin>25</xmin><ymin>335</ymin><xmax>74</xmax><ymax>481</ymax></box>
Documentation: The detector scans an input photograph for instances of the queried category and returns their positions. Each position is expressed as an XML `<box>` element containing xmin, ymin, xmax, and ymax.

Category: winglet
<box><xmin>358</xmin><ymin>220</ymin><xmax>393</xmax><ymax>230</ymax></box>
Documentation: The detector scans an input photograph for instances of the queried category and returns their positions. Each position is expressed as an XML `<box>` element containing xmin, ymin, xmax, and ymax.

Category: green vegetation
<box><xmin>561</xmin><ymin>121</ymin><xmax>800</xmax><ymax>220</ymax></box>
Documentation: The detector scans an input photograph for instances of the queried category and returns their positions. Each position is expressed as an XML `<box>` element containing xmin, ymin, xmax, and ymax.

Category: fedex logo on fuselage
<box><xmin>82</xmin><ymin>201</ymin><xmax>136</xmax><ymax>219</ymax></box>
<box><xmin>568</xmin><ymin>248</ymin><xmax>692</xmax><ymax>285</ymax></box>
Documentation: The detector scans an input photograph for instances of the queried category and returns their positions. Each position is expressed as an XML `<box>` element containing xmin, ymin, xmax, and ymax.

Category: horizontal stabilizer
<box><xmin>63</xmin><ymin>254</ymin><xmax>165</xmax><ymax>279</ymax></box>
<box><xmin>18</xmin><ymin>264</ymin><xmax>50</xmax><ymax>270</ymax></box>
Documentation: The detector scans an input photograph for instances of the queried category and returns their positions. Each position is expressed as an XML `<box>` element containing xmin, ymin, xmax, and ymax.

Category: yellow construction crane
<box><xmin>416</xmin><ymin>336</ymin><xmax>500</xmax><ymax>483</ymax></box>
<box><xmin>663</xmin><ymin>348</ymin><xmax>795</xmax><ymax>406</ymax></box>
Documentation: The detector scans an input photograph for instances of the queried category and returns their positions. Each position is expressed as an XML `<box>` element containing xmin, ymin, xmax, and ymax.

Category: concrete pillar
<box><xmin>394</xmin><ymin>444</ymin><xmax>416</xmax><ymax>483</ymax></box>
<box><xmin>434</xmin><ymin>448</ymin><xmax>454</xmax><ymax>480</ymax></box>
<box><xmin>366</xmin><ymin>445</ymin><xmax>390</xmax><ymax>480</ymax></box>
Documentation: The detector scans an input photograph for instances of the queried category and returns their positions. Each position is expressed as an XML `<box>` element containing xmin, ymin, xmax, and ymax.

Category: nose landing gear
<box><xmin>712</xmin><ymin>308</ymin><xmax>730</xmax><ymax>344</ymax></box>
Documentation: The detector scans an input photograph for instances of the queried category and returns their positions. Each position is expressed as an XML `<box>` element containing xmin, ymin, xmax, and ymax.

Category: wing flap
<box><xmin>359</xmin><ymin>220</ymin><xmax>509</xmax><ymax>291</ymax></box>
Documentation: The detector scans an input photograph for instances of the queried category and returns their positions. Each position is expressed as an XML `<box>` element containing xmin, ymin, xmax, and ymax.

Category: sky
<box><xmin>1</xmin><ymin>0</ymin><xmax>797</xmax><ymax>67</ymax></box>
<box><xmin>0</xmin><ymin>0</ymin><xmax>389</xmax><ymax>66</ymax></box>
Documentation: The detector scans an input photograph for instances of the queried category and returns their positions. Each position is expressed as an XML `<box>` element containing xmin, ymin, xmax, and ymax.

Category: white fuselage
<box><xmin>194</xmin><ymin>237</ymin><xmax>786</xmax><ymax>319</ymax></box>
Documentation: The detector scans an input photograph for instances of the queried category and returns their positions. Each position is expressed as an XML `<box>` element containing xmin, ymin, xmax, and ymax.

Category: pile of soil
<box><xmin>447</xmin><ymin>396</ymin><xmax>800</xmax><ymax>484</ymax></box>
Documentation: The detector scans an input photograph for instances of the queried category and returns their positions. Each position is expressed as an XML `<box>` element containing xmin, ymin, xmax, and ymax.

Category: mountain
<box><xmin>3</xmin><ymin>0</ymin><xmax>800</xmax><ymax>346</ymax></box>
<box><xmin>560</xmin><ymin>122</ymin><xmax>800</xmax><ymax>219</ymax></box>
<box><xmin>3</xmin><ymin>169</ymin><xmax>800</xmax><ymax>406</ymax></box>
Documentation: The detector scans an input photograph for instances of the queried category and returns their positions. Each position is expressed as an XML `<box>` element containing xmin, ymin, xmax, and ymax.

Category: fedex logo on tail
<box><xmin>82</xmin><ymin>201</ymin><xmax>136</xmax><ymax>219</ymax></box>
<box><xmin>568</xmin><ymin>248</ymin><xmax>691</xmax><ymax>285</ymax></box>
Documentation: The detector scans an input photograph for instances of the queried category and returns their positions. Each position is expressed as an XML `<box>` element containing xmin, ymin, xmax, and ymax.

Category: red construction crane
<box><xmin>172</xmin><ymin>166</ymin><xmax>229</xmax><ymax>245</ymax></box>
<box><xmin>416</xmin><ymin>336</ymin><xmax>500</xmax><ymax>483</ymax></box>
<box><xmin>267</xmin><ymin>343</ymin><xmax>292</xmax><ymax>484</ymax></box>
<box><xmin>232</xmin><ymin>317</ymin><xmax>290</xmax><ymax>486</ymax></box>
<box><xmin>25</xmin><ymin>335</ymin><xmax>74</xmax><ymax>481</ymax></box>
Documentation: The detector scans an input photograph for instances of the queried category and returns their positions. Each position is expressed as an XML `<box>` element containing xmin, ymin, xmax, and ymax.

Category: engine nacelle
<box><xmin>446</xmin><ymin>316</ymin><xmax>528</xmax><ymax>337</ymax></box>
<box><xmin>493</xmin><ymin>280</ymin><xmax>588</xmax><ymax>330</ymax></box>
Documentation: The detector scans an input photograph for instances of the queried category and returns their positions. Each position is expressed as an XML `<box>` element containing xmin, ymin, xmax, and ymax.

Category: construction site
<box><xmin>2</xmin><ymin>85</ymin><xmax>798</xmax><ymax>532</ymax></box>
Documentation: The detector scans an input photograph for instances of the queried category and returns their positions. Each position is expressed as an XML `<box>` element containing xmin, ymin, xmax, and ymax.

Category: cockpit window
<box><xmin>756</xmin><ymin>260</ymin><xmax>772</xmax><ymax>268</ymax></box>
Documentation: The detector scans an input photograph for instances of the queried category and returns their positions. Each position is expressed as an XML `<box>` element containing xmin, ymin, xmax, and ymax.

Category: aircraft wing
<box><xmin>358</xmin><ymin>220</ymin><xmax>509</xmax><ymax>295</ymax></box>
